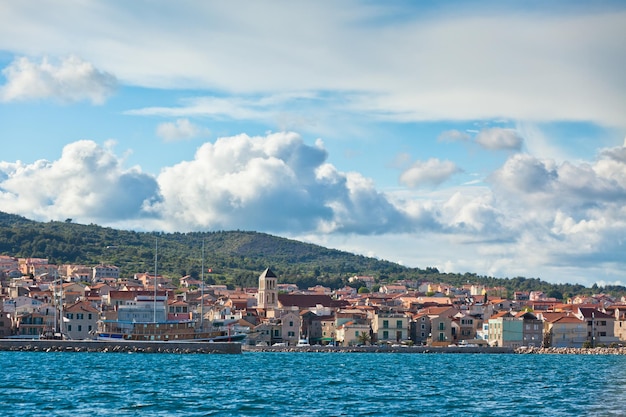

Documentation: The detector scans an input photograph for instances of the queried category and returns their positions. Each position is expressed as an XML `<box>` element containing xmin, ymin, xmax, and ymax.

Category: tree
<box><xmin>357</xmin><ymin>286</ymin><xmax>370</xmax><ymax>294</ymax></box>
<box><xmin>357</xmin><ymin>330</ymin><xmax>371</xmax><ymax>346</ymax></box>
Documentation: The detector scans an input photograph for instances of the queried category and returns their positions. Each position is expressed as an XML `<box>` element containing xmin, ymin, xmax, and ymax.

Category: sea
<box><xmin>1</xmin><ymin>351</ymin><xmax>624</xmax><ymax>416</ymax></box>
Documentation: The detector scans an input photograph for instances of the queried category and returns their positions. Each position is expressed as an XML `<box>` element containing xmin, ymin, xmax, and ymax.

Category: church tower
<box><xmin>258</xmin><ymin>267</ymin><xmax>278</xmax><ymax>309</ymax></box>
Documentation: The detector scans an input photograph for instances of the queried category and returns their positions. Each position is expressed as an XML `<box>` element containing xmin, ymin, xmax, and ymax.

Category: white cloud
<box><xmin>0</xmin><ymin>140</ymin><xmax>158</xmax><ymax>222</ymax></box>
<box><xmin>399</xmin><ymin>158</ymin><xmax>461</xmax><ymax>188</ymax></box>
<box><xmin>148</xmin><ymin>132</ymin><xmax>415</xmax><ymax>234</ymax></box>
<box><xmin>0</xmin><ymin>56</ymin><xmax>117</xmax><ymax>104</ymax></box>
<box><xmin>438</xmin><ymin>130</ymin><xmax>470</xmax><ymax>143</ymax></box>
<box><xmin>1</xmin><ymin>3</ymin><xmax>624</xmax><ymax>127</ymax></box>
<box><xmin>1</xmin><ymin>134</ymin><xmax>625</xmax><ymax>286</ymax></box>
<box><xmin>475</xmin><ymin>128</ymin><xmax>524</xmax><ymax>151</ymax></box>
<box><xmin>156</xmin><ymin>118</ymin><xmax>210</xmax><ymax>142</ymax></box>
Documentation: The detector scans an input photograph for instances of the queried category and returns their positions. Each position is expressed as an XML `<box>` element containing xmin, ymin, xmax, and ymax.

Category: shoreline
<box><xmin>2</xmin><ymin>339</ymin><xmax>624</xmax><ymax>355</ymax></box>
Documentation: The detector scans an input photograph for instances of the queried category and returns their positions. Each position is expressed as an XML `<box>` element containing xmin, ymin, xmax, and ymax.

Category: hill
<box><xmin>0</xmin><ymin>211</ymin><xmax>623</xmax><ymax>299</ymax></box>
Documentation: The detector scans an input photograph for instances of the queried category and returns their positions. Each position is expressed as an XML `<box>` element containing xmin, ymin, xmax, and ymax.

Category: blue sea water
<box><xmin>1</xmin><ymin>351</ymin><xmax>625</xmax><ymax>416</ymax></box>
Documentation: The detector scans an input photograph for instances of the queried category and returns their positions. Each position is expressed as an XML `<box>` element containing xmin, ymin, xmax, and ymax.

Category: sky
<box><xmin>0</xmin><ymin>1</ymin><xmax>625</xmax><ymax>287</ymax></box>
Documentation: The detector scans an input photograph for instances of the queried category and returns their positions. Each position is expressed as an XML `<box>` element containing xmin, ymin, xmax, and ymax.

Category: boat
<box><xmin>296</xmin><ymin>338</ymin><xmax>310</xmax><ymax>347</ymax></box>
<box><xmin>96</xmin><ymin>239</ymin><xmax>246</xmax><ymax>343</ymax></box>
<box><xmin>97</xmin><ymin>318</ymin><xmax>247</xmax><ymax>342</ymax></box>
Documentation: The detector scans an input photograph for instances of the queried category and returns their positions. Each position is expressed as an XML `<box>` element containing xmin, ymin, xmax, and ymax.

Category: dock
<box><xmin>0</xmin><ymin>338</ymin><xmax>242</xmax><ymax>354</ymax></box>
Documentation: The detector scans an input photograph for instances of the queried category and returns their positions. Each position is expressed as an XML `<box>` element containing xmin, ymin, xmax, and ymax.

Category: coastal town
<box><xmin>1</xmin><ymin>255</ymin><xmax>625</xmax><ymax>350</ymax></box>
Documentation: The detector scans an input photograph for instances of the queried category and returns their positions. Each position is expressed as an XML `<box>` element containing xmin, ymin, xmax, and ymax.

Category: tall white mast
<box><xmin>154</xmin><ymin>237</ymin><xmax>158</xmax><ymax>323</ymax></box>
<box><xmin>200</xmin><ymin>238</ymin><xmax>205</xmax><ymax>331</ymax></box>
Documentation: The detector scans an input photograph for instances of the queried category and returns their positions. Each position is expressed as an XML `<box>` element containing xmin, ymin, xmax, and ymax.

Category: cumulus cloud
<box><xmin>147</xmin><ymin>132</ymin><xmax>416</xmax><ymax>234</ymax></box>
<box><xmin>489</xmin><ymin>154</ymin><xmax>557</xmax><ymax>194</ymax></box>
<box><xmin>484</xmin><ymin>143</ymin><xmax>626</xmax><ymax>276</ymax></box>
<box><xmin>399</xmin><ymin>158</ymin><xmax>461</xmax><ymax>188</ymax></box>
<box><xmin>0</xmin><ymin>141</ymin><xmax>158</xmax><ymax>222</ymax></box>
<box><xmin>475</xmin><ymin>128</ymin><xmax>524</xmax><ymax>150</ymax></box>
<box><xmin>156</xmin><ymin>118</ymin><xmax>210</xmax><ymax>142</ymax></box>
<box><xmin>0</xmin><ymin>56</ymin><xmax>117</xmax><ymax>104</ymax></box>
<box><xmin>1</xmin><ymin>131</ymin><xmax>625</xmax><ymax>285</ymax></box>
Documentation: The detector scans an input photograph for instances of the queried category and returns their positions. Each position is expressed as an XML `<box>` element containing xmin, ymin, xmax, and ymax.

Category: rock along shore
<box><xmin>244</xmin><ymin>345</ymin><xmax>626</xmax><ymax>355</ymax></box>
<box><xmin>243</xmin><ymin>345</ymin><xmax>515</xmax><ymax>354</ymax></box>
<box><xmin>514</xmin><ymin>346</ymin><xmax>626</xmax><ymax>355</ymax></box>
<box><xmin>0</xmin><ymin>339</ymin><xmax>242</xmax><ymax>354</ymax></box>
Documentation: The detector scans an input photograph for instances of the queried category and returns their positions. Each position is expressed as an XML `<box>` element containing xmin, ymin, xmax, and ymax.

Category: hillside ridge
<box><xmin>0</xmin><ymin>211</ymin><xmax>622</xmax><ymax>298</ymax></box>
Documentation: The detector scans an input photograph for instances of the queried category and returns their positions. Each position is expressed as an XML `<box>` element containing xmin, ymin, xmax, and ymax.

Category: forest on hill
<box><xmin>0</xmin><ymin>211</ymin><xmax>623</xmax><ymax>300</ymax></box>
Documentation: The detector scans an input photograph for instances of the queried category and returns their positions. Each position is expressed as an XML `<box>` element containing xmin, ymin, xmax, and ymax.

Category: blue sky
<box><xmin>1</xmin><ymin>1</ymin><xmax>625</xmax><ymax>287</ymax></box>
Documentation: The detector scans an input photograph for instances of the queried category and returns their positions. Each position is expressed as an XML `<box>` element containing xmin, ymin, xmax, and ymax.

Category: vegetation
<box><xmin>0</xmin><ymin>211</ymin><xmax>624</xmax><ymax>298</ymax></box>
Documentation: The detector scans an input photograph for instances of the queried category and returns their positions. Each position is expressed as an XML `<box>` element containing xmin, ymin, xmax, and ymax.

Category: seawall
<box><xmin>0</xmin><ymin>339</ymin><xmax>242</xmax><ymax>354</ymax></box>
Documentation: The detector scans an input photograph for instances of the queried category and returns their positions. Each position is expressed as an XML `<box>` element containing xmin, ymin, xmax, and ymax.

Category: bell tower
<box><xmin>258</xmin><ymin>267</ymin><xmax>278</xmax><ymax>309</ymax></box>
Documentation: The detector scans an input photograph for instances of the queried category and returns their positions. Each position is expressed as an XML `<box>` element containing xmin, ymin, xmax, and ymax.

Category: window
<box><xmin>68</xmin><ymin>325</ymin><xmax>72</xmax><ymax>331</ymax></box>
<box><xmin>438</xmin><ymin>322</ymin><xmax>445</xmax><ymax>330</ymax></box>
<box><xmin>438</xmin><ymin>332</ymin><xmax>445</xmax><ymax>341</ymax></box>
<box><xmin>355</xmin><ymin>331</ymin><xmax>359</xmax><ymax>336</ymax></box>
<box><xmin>289</xmin><ymin>321</ymin><xmax>294</xmax><ymax>327</ymax></box>
<box><xmin>287</xmin><ymin>331</ymin><xmax>295</xmax><ymax>337</ymax></box>
<box><xmin>396</xmin><ymin>320</ymin><xmax>403</xmax><ymax>329</ymax></box>
<box><xmin>600</xmin><ymin>321</ymin><xmax>607</xmax><ymax>326</ymax></box>
<box><xmin>421</xmin><ymin>324</ymin><xmax>425</xmax><ymax>329</ymax></box>
<box><xmin>88</xmin><ymin>325</ymin><xmax>92</xmax><ymax>331</ymax></box>
<box><xmin>383</xmin><ymin>331</ymin><xmax>389</xmax><ymax>339</ymax></box>
<box><xmin>383</xmin><ymin>320</ymin><xmax>389</xmax><ymax>329</ymax></box>
<box><xmin>274</xmin><ymin>329</ymin><xmax>279</xmax><ymax>337</ymax></box>
<box><xmin>78</xmin><ymin>325</ymin><xmax>82</xmax><ymax>332</ymax></box>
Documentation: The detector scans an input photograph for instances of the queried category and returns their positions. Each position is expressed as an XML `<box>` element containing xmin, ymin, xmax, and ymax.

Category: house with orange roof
<box><xmin>167</xmin><ymin>299</ymin><xmax>191</xmax><ymax>321</ymax></box>
<box><xmin>336</xmin><ymin>320</ymin><xmax>371</xmax><ymax>346</ymax></box>
<box><xmin>604</xmin><ymin>304</ymin><xmax>626</xmax><ymax>342</ymax></box>
<box><xmin>424</xmin><ymin>306</ymin><xmax>458</xmax><ymax>346</ymax></box>
<box><xmin>64</xmin><ymin>300</ymin><xmax>99</xmax><ymax>340</ymax></box>
<box><xmin>488</xmin><ymin>311</ymin><xmax>543</xmax><ymax>348</ymax></box>
<box><xmin>575</xmin><ymin>307</ymin><xmax>619</xmax><ymax>346</ymax></box>
<box><xmin>544</xmin><ymin>314</ymin><xmax>586</xmax><ymax>348</ymax></box>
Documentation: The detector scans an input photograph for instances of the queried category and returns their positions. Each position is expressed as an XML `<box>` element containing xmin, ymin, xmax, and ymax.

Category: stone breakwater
<box><xmin>245</xmin><ymin>345</ymin><xmax>626</xmax><ymax>355</ymax></box>
<box><xmin>515</xmin><ymin>346</ymin><xmax>626</xmax><ymax>355</ymax></box>
<box><xmin>0</xmin><ymin>339</ymin><xmax>242</xmax><ymax>354</ymax></box>
<box><xmin>243</xmin><ymin>345</ymin><xmax>515</xmax><ymax>354</ymax></box>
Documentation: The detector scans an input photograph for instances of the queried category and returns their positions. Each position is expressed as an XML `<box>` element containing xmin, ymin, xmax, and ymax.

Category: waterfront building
<box><xmin>336</xmin><ymin>321</ymin><xmax>371</xmax><ymax>346</ymax></box>
<box><xmin>64</xmin><ymin>300</ymin><xmax>99</xmax><ymax>340</ymax></box>
<box><xmin>543</xmin><ymin>315</ymin><xmax>587</xmax><ymax>348</ymax></box>
<box><xmin>372</xmin><ymin>311</ymin><xmax>409</xmax><ymax>343</ymax></box>
<box><xmin>488</xmin><ymin>311</ymin><xmax>521</xmax><ymax>347</ymax></box>
<box><xmin>575</xmin><ymin>307</ymin><xmax>619</xmax><ymax>346</ymax></box>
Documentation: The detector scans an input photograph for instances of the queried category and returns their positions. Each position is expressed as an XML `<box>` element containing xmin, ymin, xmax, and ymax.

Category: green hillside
<box><xmin>0</xmin><ymin>211</ymin><xmax>623</xmax><ymax>299</ymax></box>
